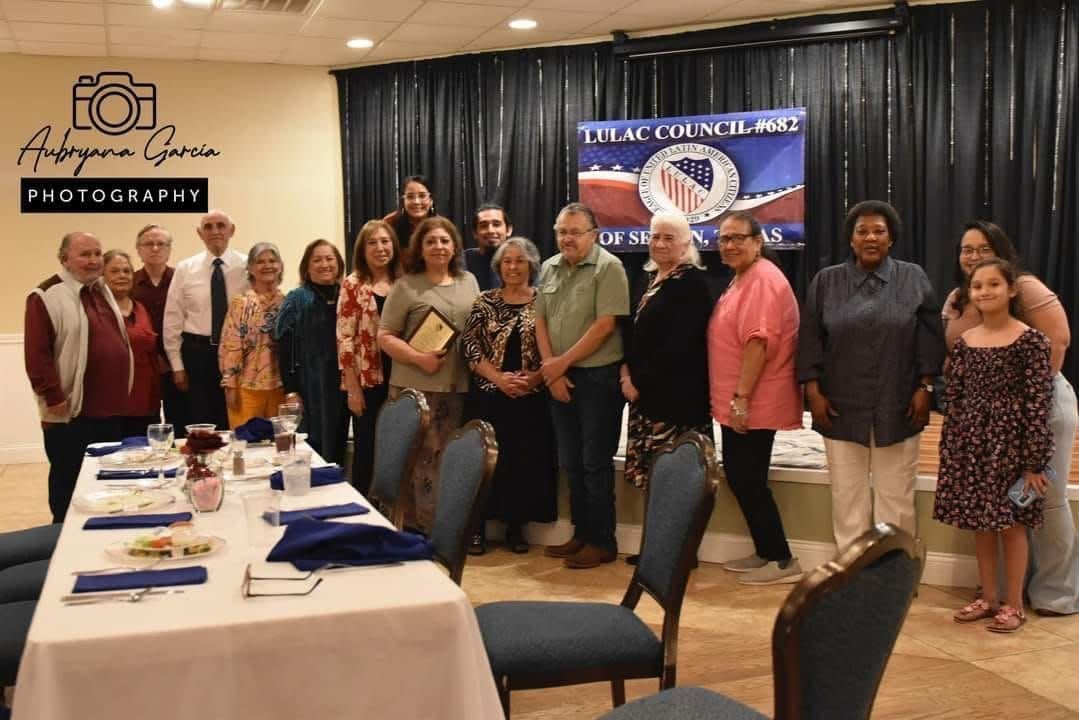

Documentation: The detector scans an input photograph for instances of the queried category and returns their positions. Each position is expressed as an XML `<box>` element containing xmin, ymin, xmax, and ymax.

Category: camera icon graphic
<box><xmin>72</xmin><ymin>72</ymin><xmax>157</xmax><ymax>136</ymax></box>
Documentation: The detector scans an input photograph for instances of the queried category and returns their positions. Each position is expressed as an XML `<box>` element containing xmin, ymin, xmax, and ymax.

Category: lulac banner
<box><xmin>577</xmin><ymin>108</ymin><xmax>806</xmax><ymax>251</ymax></box>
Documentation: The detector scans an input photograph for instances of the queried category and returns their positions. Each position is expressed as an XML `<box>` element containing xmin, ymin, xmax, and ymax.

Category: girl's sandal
<box><xmin>987</xmin><ymin>605</ymin><xmax>1027</xmax><ymax>633</ymax></box>
<box><xmin>954</xmin><ymin>598</ymin><xmax>996</xmax><ymax>623</ymax></box>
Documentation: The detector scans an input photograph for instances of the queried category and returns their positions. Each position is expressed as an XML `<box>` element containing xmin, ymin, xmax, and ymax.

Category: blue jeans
<box><xmin>549</xmin><ymin>363</ymin><xmax>625</xmax><ymax>551</ymax></box>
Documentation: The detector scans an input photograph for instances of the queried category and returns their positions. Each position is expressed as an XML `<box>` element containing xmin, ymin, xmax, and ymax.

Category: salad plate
<box><xmin>72</xmin><ymin>489</ymin><xmax>175</xmax><ymax>514</ymax></box>
<box><xmin>106</xmin><ymin>530</ymin><xmax>225</xmax><ymax>563</ymax></box>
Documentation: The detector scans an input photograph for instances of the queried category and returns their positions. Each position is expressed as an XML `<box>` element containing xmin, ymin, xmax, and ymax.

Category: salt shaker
<box><xmin>231</xmin><ymin>439</ymin><xmax>247</xmax><ymax>477</ymax></box>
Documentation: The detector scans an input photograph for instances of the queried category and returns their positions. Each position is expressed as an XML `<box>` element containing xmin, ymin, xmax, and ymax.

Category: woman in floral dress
<box><xmin>935</xmin><ymin>258</ymin><xmax>1054</xmax><ymax>633</ymax></box>
<box><xmin>218</xmin><ymin>242</ymin><xmax>285</xmax><ymax>429</ymax></box>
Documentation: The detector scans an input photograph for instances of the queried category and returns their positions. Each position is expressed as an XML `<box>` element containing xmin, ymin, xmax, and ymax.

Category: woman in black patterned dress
<box><xmin>462</xmin><ymin>237</ymin><xmax>557</xmax><ymax>554</ymax></box>
<box><xmin>934</xmin><ymin>258</ymin><xmax>1054</xmax><ymax>633</ymax></box>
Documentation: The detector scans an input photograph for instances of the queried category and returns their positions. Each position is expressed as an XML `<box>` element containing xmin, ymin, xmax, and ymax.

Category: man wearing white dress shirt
<box><xmin>163</xmin><ymin>209</ymin><xmax>247</xmax><ymax>431</ymax></box>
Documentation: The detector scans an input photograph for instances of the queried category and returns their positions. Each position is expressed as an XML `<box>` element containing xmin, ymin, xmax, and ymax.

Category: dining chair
<box><xmin>368</xmin><ymin>388</ymin><xmax>430</xmax><ymax>528</ymax></box>
<box><xmin>0</xmin><ymin>599</ymin><xmax>36</xmax><ymax>689</ymax></box>
<box><xmin>475</xmin><ymin>431</ymin><xmax>720</xmax><ymax>717</ymax></box>
<box><xmin>430</xmin><ymin>420</ymin><xmax>498</xmax><ymax>586</ymax></box>
<box><xmin>595</xmin><ymin>523</ymin><xmax>925</xmax><ymax>720</ymax></box>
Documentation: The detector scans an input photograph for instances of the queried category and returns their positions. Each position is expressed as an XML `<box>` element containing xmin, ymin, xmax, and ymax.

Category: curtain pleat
<box><xmin>333</xmin><ymin>0</ymin><xmax>1079</xmax><ymax>378</ymax></box>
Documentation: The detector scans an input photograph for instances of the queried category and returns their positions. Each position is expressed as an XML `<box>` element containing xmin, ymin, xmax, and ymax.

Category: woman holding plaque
<box><xmin>378</xmin><ymin>216</ymin><xmax>480</xmax><ymax>533</ymax></box>
<box><xmin>338</xmin><ymin>220</ymin><xmax>403</xmax><ymax>493</ymax></box>
<box><xmin>462</xmin><ymin>237</ymin><xmax>557</xmax><ymax>554</ymax></box>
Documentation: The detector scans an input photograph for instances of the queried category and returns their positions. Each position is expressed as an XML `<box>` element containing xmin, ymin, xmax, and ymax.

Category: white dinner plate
<box><xmin>72</xmin><ymin>489</ymin><xmax>176</xmax><ymax>514</ymax></box>
<box><xmin>105</xmin><ymin>534</ymin><xmax>226</xmax><ymax>564</ymax></box>
<box><xmin>98</xmin><ymin>450</ymin><xmax>183</xmax><ymax>471</ymax></box>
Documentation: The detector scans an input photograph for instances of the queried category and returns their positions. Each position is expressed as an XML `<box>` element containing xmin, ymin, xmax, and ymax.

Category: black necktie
<box><xmin>211</xmin><ymin>257</ymin><xmax>226</xmax><ymax>345</ymax></box>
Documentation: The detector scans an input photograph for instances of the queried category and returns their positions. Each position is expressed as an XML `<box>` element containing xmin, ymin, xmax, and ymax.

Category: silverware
<box><xmin>61</xmin><ymin>588</ymin><xmax>184</xmax><ymax>605</ymax></box>
<box><xmin>71</xmin><ymin>559</ymin><xmax>162</xmax><ymax>575</ymax></box>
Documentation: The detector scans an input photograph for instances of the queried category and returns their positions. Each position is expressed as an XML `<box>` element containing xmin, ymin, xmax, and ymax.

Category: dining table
<box><xmin>12</xmin><ymin>439</ymin><xmax>504</xmax><ymax>720</ymax></box>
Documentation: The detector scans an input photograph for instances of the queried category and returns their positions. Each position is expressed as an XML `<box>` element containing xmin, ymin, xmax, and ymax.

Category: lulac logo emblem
<box><xmin>637</xmin><ymin>143</ymin><xmax>740</xmax><ymax>223</ymax></box>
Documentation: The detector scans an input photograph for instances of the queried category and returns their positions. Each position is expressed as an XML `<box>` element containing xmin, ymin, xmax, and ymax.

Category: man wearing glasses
<box><xmin>535</xmin><ymin>202</ymin><xmax>629</xmax><ymax>569</ymax></box>
<box><xmin>132</xmin><ymin>224</ymin><xmax>187</xmax><ymax>432</ymax></box>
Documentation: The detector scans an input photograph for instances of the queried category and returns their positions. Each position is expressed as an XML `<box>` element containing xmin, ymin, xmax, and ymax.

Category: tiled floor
<box><xmin>5</xmin><ymin>462</ymin><xmax>1079</xmax><ymax>719</ymax></box>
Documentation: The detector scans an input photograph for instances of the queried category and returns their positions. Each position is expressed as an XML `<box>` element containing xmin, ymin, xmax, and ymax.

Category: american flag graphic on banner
<box><xmin>660</xmin><ymin>157</ymin><xmax>713</xmax><ymax>214</ymax></box>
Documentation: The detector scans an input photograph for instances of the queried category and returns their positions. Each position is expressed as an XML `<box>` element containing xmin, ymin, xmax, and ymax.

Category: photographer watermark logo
<box><xmin>18</xmin><ymin>71</ymin><xmax>216</xmax><ymax>213</ymax></box>
<box><xmin>72</xmin><ymin>72</ymin><xmax>157</xmax><ymax>136</ymax></box>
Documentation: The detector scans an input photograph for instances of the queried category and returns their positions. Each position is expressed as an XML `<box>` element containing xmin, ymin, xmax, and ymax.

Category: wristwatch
<box><xmin>918</xmin><ymin>383</ymin><xmax>934</xmax><ymax>393</ymax></box>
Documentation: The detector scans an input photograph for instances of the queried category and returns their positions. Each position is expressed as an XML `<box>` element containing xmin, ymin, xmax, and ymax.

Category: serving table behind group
<box><xmin>14</xmin><ymin>437</ymin><xmax>503</xmax><ymax>720</ymax></box>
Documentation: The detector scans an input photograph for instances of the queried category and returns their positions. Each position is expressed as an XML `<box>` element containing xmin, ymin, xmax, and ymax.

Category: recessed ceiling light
<box><xmin>181</xmin><ymin>0</ymin><xmax>213</xmax><ymax>7</ymax></box>
<box><xmin>151</xmin><ymin>0</ymin><xmax>174</xmax><ymax>7</ymax></box>
<box><xmin>508</xmin><ymin>18</ymin><xmax>537</xmax><ymax>30</ymax></box>
<box><xmin>346</xmin><ymin>38</ymin><xmax>374</xmax><ymax>49</ymax></box>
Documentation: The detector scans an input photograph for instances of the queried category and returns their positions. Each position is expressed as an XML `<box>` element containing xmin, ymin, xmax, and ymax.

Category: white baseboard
<box><xmin>504</xmin><ymin>519</ymin><xmax>979</xmax><ymax>588</ymax></box>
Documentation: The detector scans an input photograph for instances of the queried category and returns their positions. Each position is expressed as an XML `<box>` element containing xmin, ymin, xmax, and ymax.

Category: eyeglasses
<box><xmin>854</xmin><ymin>228</ymin><xmax>889</xmax><ymax>238</ymax></box>
<box><xmin>403</xmin><ymin>192</ymin><xmax>431</xmax><ymax>201</ymax></box>
<box><xmin>554</xmin><ymin>227</ymin><xmax>596</xmax><ymax>239</ymax></box>
<box><xmin>138</xmin><ymin>241</ymin><xmax>170</xmax><ymax>249</ymax></box>
<box><xmin>241</xmin><ymin>564</ymin><xmax>323</xmax><ymax>598</ymax></box>
<box><xmin>960</xmin><ymin>246</ymin><xmax>995</xmax><ymax>258</ymax></box>
<box><xmin>718</xmin><ymin>233</ymin><xmax>755</xmax><ymax>246</ymax></box>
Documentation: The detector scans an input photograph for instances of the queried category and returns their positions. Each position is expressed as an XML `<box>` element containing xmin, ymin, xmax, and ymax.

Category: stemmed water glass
<box><xmin>277</xmin><ymin>402</ymin><xmax>302</xmax><ymax>452</ymax></box>
<box><xmin>146</xmin><ymin>423</ymin><xmax>175</xmax><ymax>486</ymax></box>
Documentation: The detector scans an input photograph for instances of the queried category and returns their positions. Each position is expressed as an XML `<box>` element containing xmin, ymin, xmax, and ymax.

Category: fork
<box><xmin>62</xmin><ymin>588</ymin><xmax>184</xmax><ymax>605</ymax></box>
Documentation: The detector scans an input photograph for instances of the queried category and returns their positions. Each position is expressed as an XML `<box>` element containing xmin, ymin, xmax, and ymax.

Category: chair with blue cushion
<box><xmin>0</xmin><ymin>524</ymin><xmax>61</xmax><ymax>571</ymax></box>
<box><xmin>368</xmin><ymin>388</ymin><xmax>430</xmax><ymax>528</ymax></box>
<box><xmin>430</xmin><ymin>420</ymin><xmax>498</xmax><ymax>586</ymax></box>
<box><xmin>596</xmin><ymin>523</ymin><xmax>925</xmax><ymax>720</ymax></box>
<box><xmin>475</xmin><ymin>431</ymin><xmax>720</xmax><ymax>717</ymax></box>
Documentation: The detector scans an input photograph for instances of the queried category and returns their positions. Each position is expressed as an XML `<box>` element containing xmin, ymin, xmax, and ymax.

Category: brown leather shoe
<box><xmin>564</xmin><ymin>544</ymin><xmax>617</xmax><ymax>569</ymax></box>
<box><xmin>544</xmin><ymin>537</ymin><xmax>584</xmax><ymax>558</ymax></box>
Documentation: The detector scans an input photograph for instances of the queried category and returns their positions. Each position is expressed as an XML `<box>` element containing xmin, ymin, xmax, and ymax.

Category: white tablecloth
<box><xmin>13</xmin><ymin>444</ymin><xmax>503</xmax><ymax>720</ymax></box>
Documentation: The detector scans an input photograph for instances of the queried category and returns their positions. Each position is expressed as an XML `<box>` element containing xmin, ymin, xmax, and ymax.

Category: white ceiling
<box><xmin>0</xmin><ymin>0</ymin><xmax>916</xmax><ymax>68</ymax></box>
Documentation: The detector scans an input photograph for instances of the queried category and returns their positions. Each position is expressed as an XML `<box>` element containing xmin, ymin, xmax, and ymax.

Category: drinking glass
<box><xmin>270</xmin><ymin>416</ymin><xmax>293</xmax><ymax>453</ymax></box>
<box><xmin>277</xmin><ymin>402</ymin><xmax>302</xmax><ymax>451</ymax></box>
<box><xmin>146</xmin><ymin>423</ymin><xmax>174</xmax><ymax>485</ymax></box>
<box><xmin>282</xmin><ymin>450</ymin><xmax>312</xmax><ymax>496</ymax></box>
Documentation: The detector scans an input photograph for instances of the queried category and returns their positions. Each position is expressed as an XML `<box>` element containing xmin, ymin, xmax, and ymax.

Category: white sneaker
<box><xmin>737</xmin><ymin>558</ymin><xmax>804</xmax><ymax>586</ymax></box>
<box><xmin>722</xmin><ymin>553</ymin><xmax>768</xmax><ymax>573</ymax></box>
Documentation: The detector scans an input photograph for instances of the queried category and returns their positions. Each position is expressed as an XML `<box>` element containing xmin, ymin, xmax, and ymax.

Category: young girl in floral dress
<box><xmin>934</xmin><ymin>258</ymin><xmax>1054</xmax><ymax>633</ymax></box>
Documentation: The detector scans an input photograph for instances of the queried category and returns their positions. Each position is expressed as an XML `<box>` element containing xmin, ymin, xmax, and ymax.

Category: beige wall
<box><xmin>0</xmin><ymin>53</ymin><xmax>343</xmax><ymax>333</ymax></box>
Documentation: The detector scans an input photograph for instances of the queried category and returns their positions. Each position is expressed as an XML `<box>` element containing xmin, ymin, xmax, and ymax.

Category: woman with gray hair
<box><xmin>620</xmin><ymin>210</ymin><xmax>714</xmax><ymax>564</ymax></box>
<box><xmin>461</xmin><ymin>237</ymin><xmax>558</xmax><ymax>554</ymax></box>
<box><xmin>218</xmin><ymin>242</ymin><xmax>285</xmax><ymax>428</ymax></box>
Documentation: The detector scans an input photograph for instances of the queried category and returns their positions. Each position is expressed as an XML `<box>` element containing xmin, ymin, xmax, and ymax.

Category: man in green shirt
<box><xmin>535</xmin><ymin>202</ymin><xmax>630</xmax><ymax>569</ymax></box>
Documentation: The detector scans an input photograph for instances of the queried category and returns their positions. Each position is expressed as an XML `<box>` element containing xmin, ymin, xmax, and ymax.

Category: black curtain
<box><xmin>333</xmin><ymin>0</ymin><xmax>1079</xmax><ymax>378</ymax></box>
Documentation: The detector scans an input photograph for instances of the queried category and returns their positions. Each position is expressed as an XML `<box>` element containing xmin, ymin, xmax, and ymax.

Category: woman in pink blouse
<box><xmin>337</xmin><ymin>219</ymin><xmax>402</xmax><ymax>493</ymax></box>
<box><xmin>943</xmin><ymin>220</ymin><xmax>1079</xmax><ymax>616</ymax></box>
<box><xmin>218</xmin><ymin>242</ymin><xmax>285</xmax><ymax>429</ymax></box>
<box><xmin>708</xmin><ymin>210</ymin><xmax>803</xmax><ymax>586</ymax></box>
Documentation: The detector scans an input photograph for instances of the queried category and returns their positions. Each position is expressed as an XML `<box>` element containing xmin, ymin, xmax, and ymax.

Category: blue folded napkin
<box><xmin>270</xmin><ymin>503</ymin><xmax>369</xmax><ymax>526</ymax></box>
<box><xmin>97</xmin><ymin>468</ymin><xmax>179</xmax><ymax>480</ymax></box>
<box><xmin>235</xmin><ymin>417</ymin><xmax>274</xmax><ymax>443</ymax></box>
<box><xmin>266</xmin><ymin>517</ymin><xmax>433</xmax><ymax>571</ymax></box>
<box><xmin>83</xmin><ymin>512</ymin><xmax>193</xmax><ymax>530</ymax></box>
<box><xmin>269</xmin><ymin>465</ymin><xmax>344</xmax><ymax>491</ymax></box>
<box><xmin>86</xmin><ymin>436</ymin><xmax>150</xmax><ymax>457</ymax></box>
<box><xmin>73</xmin><ymin>566</ymin><xmax>208</xmax><ymax>593</ymax></box>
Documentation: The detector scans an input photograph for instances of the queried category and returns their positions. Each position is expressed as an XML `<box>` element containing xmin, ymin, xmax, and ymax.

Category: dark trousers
<box><xmin>42</xmin><ymin>416</ymin><xmax>122</xmax><ymax>523</ymax></box>
<box><xmin>549</xmin><ymin>363</ymin><xmax>625</xmax><ymax>551</ymax></box>
<box><xmin>160</xmin><ymin>370</ymin><xmax>189</xmax><ymax>437</ymax></box>
<box><xmin>720</xmin><ymin>425</ymin><xmax>792</xmax><ymax>562</ymax></box>
<box><xmin>181</xmin><ymin>333</ymin><xmax>228</xmax><ymax>430</ymax></box>
<box><xmin>350</xmin><ymin>384</ymin><xmax>389</xmax><ymax>495</ymax></box>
